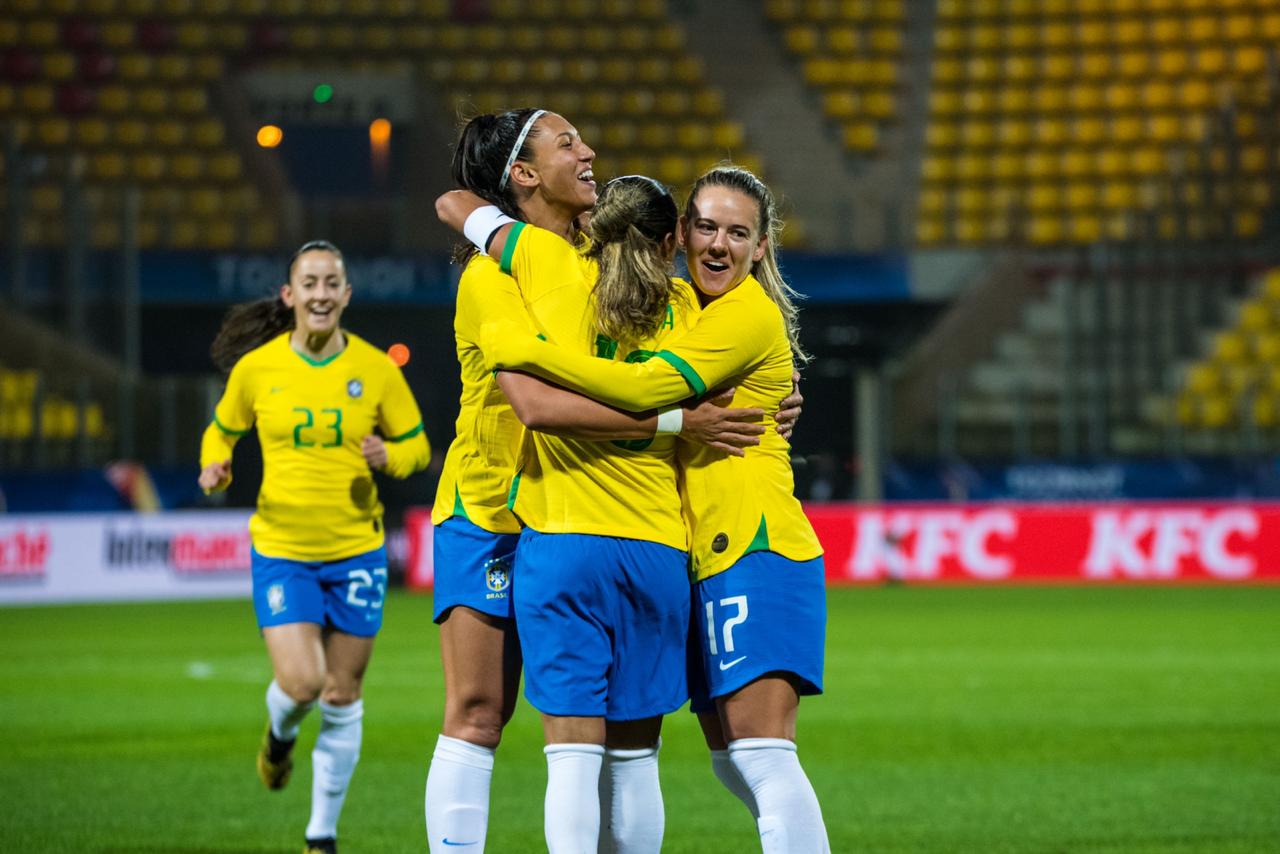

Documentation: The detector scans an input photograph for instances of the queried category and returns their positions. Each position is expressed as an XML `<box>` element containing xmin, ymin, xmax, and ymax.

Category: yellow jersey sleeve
<box><xmin>377</xmin><ymin>361</ymin><xmax>431</xmax><ymax>479</ymax></box>
<box><xmin>199</xmin><ymin>356</ymin><xmax>255</xmax><ymax>484</ymax></box>
<box><xmin>430</xmin><ymin>254</ymin><xmax>530</xmax><ymax>532</ymax></box>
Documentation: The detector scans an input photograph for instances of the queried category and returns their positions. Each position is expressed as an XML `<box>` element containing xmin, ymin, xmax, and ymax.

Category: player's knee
<box><xmin>278</xmin><ymin>674</ymin><xmax>324</xmax><ymax>705</ymax></box>
<box><xmin>445</xmin><ymin>695</ymin><xmax>507</xmax><ymax>748</ymax></box>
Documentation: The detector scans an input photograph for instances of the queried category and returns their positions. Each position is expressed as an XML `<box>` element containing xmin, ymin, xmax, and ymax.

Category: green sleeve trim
<box><xmin>213</xmin><ymin>414</ymin><xmax>250</xmax><ymax>437</ymax></box>
<box><xmin>498</xmin><ymin>221</ymin><xmax>526</xmax><ymax>275</ymax></box>
<box><xmin>451</xmin><ymin>485</ymin><xmax>470</xmax><ymax>521</ymax></box>
<box><xmin>386</xmin><ymin>423</ymin><xmax>423</xmax><ymax>442</ymax></box>
<box><xmin>742</xmin><ymin>514</ymin><xmax>771</xmax><ymax>556</ymax></box>
<box><xmin>654</xmin><ymin>350</ymin><xmax>706</xmax><ymax>397</ymax></box>
<box><xmin>506</xmin><ymin>469</ymin><xmax>523</xmax><ymax>511</ymax></box>
<box><xmin>291</xmin><ymin>347</ymin><xmax>345</xmax><ymax>367</ymax></box>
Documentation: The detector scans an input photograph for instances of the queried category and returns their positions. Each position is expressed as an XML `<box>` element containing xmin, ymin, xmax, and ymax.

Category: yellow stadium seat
<box><xmin>75</xmin><ymin>118</ymin><xmax>110</xmax><ymax>147</ymax></box>
<box><xmin>1201</xmin><ymin>394</ymin><xmax>1235</xmax><ymax>429</ymax></box>
<box><xmin>1256</xmin><ymin>331</ymin><xmax>1280</xmax><ymax>362</ymax></box>
<box><xmin>20</xmin><ymin>84</ymin><xmax>54</xmax><ymax>112</ymax></box>
<box><xmin>1150</xmin><ymin>17</ymin><xmax>1183</xmax><ymax>44</ymax></box>
<box><xmin>114</xmin><ymin>119</ymin><xmax>148</xmax><ymax>147</ymax></box>
<box><xmin>1196</xmin><ymin>47</ymin><xmax>1227</xmax><ymax>76</ymax></box>
<box><xmin>1027</xmin><ymin>184</ymin><xmax>1059</xmax><ymax>212</ymax></box>
<box><xmin>1113</xmin><ymin>18</ymin><xmax>1144</xmax><ymax>46</ymax></box>
<box><xmin>35</xmin><ymin>118</ymin><xmax>70</xmax><ymax>147</ymax></box>
<box><xmin>1040</xmin><ymin>21</ymin><xmax>1070</xmax><ymax>49</ymax></box>
<box><xmin>998</xmin><ymin>118</ymin><xmax>1032</xmax><ymax>147</ymax></box>
<box><xmin>1185</xmin><ymin>363</ymin><xmax>1220</xmax><ymax>395</ymax></box>
<box><xmin>1213</xmin><ymin>332</ymin><xmax>1249</xmax><ymax>364</ymax></box>
<box><xmin>921</xmin><ymin>156</ymin><xmax>954</xmax><ymax>183</ymax></box>
<box><xmin>1234</xmin><ymin>45</ymin><xmax>1266</xmax><ymax>75</ymax></box>
<box><xmin>1024</xmin><ymin>151</ymin><xmax>1057</xmax><ymax>180</ymax></box>
<box><xmin>1069</xmin><ymin>215</ymin><xmax>1102</xmax><ymax>243</ymax></box>
<box><xmin>1105</xmin><ymin>82</ymin><xmax>1139</xmax><ymax>111</ymax></box>
<box><xmin>1035</xmin><ymin>118</ymin><xmax>1068</xmax><ymax>146</ymax></box>
<box><xmin>1102</xmin><ymin>182</ymin><xmax>1137</xmax><ymax>209</ymax></box>
<box><xmin>962</xmin><ymin>89</ymin><xmax>996</xmax><ymax>114</ymax></box>
<box><xmin>1239</xmin><ymin>301</ymin><xmax>1273</xmax><ymax>334</ymax></box>
<box><xmin>1235</xmin><ymin>211</ymin><xmax>1262</xmax><ymax>239</ymax></box>
<box><xmin>1027</xmin><ymin>216</ymin><xmax>1062</xmax><ymax>245</ymax></box>
<box><xmin>961</xmin><ymin>121</ymin><xmax>996</xmax><ymax>149</ymax></box>
<box><xmin>208</xmin><ymin>153</ymin><xmax>242</xmax><ymax>181</ymax></box>
<box><xmin>1155</xmin><ymin>49</ymin><xmax>1188</xmax><ymax>77</ymax></box>
<box><xmin>917</xmin><ymin>187</ymin><xmax>946</xmax><ymax>215</ymax></box>
<box><xmin>956</xmin><ymin>154</ymin><xmax>989</xmax><ymax>182</ymax></box>
<box><xmin>1180</xmin><ymin>79</ymin><xmax>1213</xmax><ymax>110</ymax></box>
<box><xmin>929</xmin><ymin>90</ymin><xmax>961</xmax><ymax>115</ymax></box>
<box><xmin>997</xmin><ymin>87</ymin><xmax>1031</xmax><ymax>113</ymax></box>
<box><xmin>843</xmin><ymin>123</ymin><xmax>877</xmax><ymax>150</ymax></box>
<box><xmin>1253</xmin><ymin>394</ymin><xmax>1280</xmax><ymax>429</ymax></box>
<box><xmin>1132</xmin><ymin>147</ymin><xmax>1165</xmax><ymax>176</ymax></box>
<box><xmin>991</xmin><ymin>152</ymin><xmax>1022</xmax><ymax>182</ymax></box>
<box><xmin>1064</xmin><ymin>183</ymin><xmax>1098</xmax><ymax>210</ymax></box>
<box><xmin>131</xmin><ymin>153</ymin><xmax>167</xmax><ymax>182</ymax></box>
<box><xmin>136</xmin><ymin>87</ymin><xmax>171</xmax><ymax>113</ymax></box>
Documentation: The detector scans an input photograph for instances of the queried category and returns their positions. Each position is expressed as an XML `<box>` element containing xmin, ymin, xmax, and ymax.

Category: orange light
<box><xmin>388</xmin><ymin>343</ymin><xmax>410</xmax><ymax>367</ymax></box>
<box><xmin>369</xmin><ymin>118</ymin><xmax>391</xmax><ymax>146</ymax></box>
<box><xmin>256</xmin><ymin>124</ymin><xmax>283</xmax><ymax>148</ymax></box>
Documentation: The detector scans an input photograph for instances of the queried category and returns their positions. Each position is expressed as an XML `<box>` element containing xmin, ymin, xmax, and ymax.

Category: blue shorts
<box><xmin>251</xmin><ymin>545</ymin><xmax>389</xmax><ymax>638</ymax></box>
<box><xmin>514</xmin><ymin>529</ymin><xmax>690</xmax><ymax>720</ymax></box>
<box><xmin>432</xmin><ymin>516</ymin><xmax>520</xmax><ymax>623</ymax></box>
<box><xmin>688</xmin><ymin>552</ymin><xmax>826</xmax><ymax>714</ymax></box>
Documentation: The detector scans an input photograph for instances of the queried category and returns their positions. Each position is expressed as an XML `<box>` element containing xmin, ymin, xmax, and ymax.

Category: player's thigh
<box><xmin>321</xmin><ymin>546</ymin><xmax>390</xmax><ymax>638</ymax></box>
<box><xmin>321</xmin><ymin>629</ymin><xmax>376</xmax><ymax>704</ymax></box>
<box><xmin>263</xmin><ymin>622</ymin><xmax>327</xmax><ymax>701</ymax></box>
<box><xmin>440</xmin><ymin>606</ymin><xmax>522</xmax><ymax>723</ymax></box>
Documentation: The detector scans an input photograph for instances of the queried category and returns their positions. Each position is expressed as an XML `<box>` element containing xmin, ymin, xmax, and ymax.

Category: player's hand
<box><xmin>361</xmin><ymin>435</ymin><xmax>388</xmax><ymax>470</ymax></box>
<box><xmin>198</xmin><ymin>460</ymin><xmax>231</xmax><ymax>493</ymax></box>
<box><xmin>776</xmin><ymin>370</ymin><xmax>804</xmax><ymax>441</ymax></box>
<box><xmin>681</xmin><ymin>388</ymin><xmax>765</xmax><ymax>457</ymax></box>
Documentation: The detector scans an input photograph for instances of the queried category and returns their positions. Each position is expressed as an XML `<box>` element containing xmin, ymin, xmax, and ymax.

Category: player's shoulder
<box><xmin>235</xmin><ymin>332</ymin><xmax>290</xmax><ymax>372</ymax></box>
<box><xmin>460</xmin><ymin>253</ymin><xmax>510</xmax><ymax>287</ymax></box>
<box><xmin>731</xmin><ymin>276</ymin><xmax>786</xmax><ymax>326</ymax></box>
<box><xmin>343</xmin><ymin>332</ymin><xmax>395</xmax><ymax>371</ymax></box>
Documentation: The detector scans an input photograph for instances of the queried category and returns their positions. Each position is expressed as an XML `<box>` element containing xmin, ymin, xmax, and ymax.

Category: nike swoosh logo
<box><xmin>442</xmin><ymin>840</ymin><xmax>477</xmax><ymax>847</ymax></box>
<box><xmin>719</xmin><ymin>655</ymin><xmax>747</xmax><ymax>671</ymax></box>
<box><xmin>270</xmin><ymin>386</ymin><xmax>285</xmax><ymax>394</ymax></box>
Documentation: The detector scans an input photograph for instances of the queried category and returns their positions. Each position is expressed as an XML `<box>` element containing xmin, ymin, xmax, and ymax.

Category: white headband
<box><xmin>497</xmin><ymin>109</ymin><xmax>546</xmax><ymax>191</ymax></box>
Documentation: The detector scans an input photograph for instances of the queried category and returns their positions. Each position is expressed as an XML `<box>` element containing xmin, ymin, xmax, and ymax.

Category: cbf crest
<box><xmin>347</xmin><ymin>378</ymin><xmax>363</xmax><ymax>399</ymax></box>
<box><xmin>267</xmin><ymin>583</ymin><xmax>287</xmax><ymax>615</ymax></box>
<box><xmin>483</xmin><ymin>554</ymin><xmax>513</xmax><ymax>600</ymax></box>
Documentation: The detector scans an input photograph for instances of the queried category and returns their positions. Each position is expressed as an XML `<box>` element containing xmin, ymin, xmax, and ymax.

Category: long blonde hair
<box><xmin>686</xmin><ymin>165</ymin><xmax>810</xmax><ymax>363</ymax></box>
<box><xmin>584</xmin><ymin>175</ymin><xmax>679</xmax><ymax>344</ymax></box>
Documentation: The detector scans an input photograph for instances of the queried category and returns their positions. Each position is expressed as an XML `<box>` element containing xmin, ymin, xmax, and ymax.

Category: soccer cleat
<box><xmin>303</xmin><ymin>837</ymin><xmax>337</xmax><ymax>854</ymax></box>
<box><xmin>256</xmin><ymin>723</ymin><xmax>295</xmax><ymax>790</ymax></box>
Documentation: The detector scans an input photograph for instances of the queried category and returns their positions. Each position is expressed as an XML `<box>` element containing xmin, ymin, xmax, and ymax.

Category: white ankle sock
<box><xmin>728</xmin><ymin>738</ymin><xmax>829</xmax><ymax>854</ymax></box>
<box><xmin>304</xmin><ymin>699</ymin><xmax>363</xmax><ymax>841</ymax></box>
<box><xmin>425</xmin><ymin>734</ymin><xmax>495</xmax><ymax>853</ymax></box>
<box><xmin>598</xmin><ymin>742</ymin><xmax>663</xmax><ymax>854</ymax></box>
<box><xmin>710</xmin><ymin>748</ymin><xmax>759</xmax><ymax>819</ymax></box>
<box><xmin>544</xmin><ymin>743</ymin><xmax>604</xmax><ymax>854</ymax></box>
<box><xmin>266</xmin><ymin>679</ymin><xmax>314</xmax><ymax>742</ymax></box>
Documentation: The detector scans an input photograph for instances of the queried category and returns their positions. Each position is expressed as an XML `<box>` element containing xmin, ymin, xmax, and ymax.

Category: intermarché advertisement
<box><xmin>0</xmin><ymin>511</ymin><xmax>253</xmax><ymax>605</ymax></box>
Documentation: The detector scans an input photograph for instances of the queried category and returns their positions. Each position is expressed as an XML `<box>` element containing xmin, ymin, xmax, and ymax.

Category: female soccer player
<box><xmin>471</xmin><ymin>165</ymin><xmax>830</xmax><ymax>853</ymax></box>
<box><xmin>199</xmin><ymin>240</ymin><xmax>431</xmax><ymax>854</ymax></box>
<box><xmin>427</xmin><ymin>110</ymin><xmax>773</xmax><ymax>854</ymax></box>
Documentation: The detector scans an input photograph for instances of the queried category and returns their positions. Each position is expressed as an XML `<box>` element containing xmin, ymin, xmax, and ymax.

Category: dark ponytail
<box><xmin>210</xmin><ymin>240</ymin><xmax>345</xmax><ymax>373</ymax></box>
<box><xmin>449</xmin><ymin>108</ymin><xmax>547</xmax><ymax>264</ymax></box>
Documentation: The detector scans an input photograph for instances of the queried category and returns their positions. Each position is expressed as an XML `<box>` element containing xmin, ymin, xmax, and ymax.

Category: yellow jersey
<box><xmin>502</xmin><ymin>222</ymin><xmax>693</xmax><ymax>552</ymax></box>
<box><xmin>200</xmin><ymin>331</ymin><xmax>430</xmax><ymax>562</ymax></box>
<box><xmin>431</xmin><ymin>252</ymin><xmax>530</xmax><ymax>534</ymax></box>
<box><xmin>480</xmin><ymin>274</ymin><xmax>822</xmax><ymax>580</ymax></box>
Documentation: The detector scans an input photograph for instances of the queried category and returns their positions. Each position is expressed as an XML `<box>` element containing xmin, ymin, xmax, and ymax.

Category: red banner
<box><xmin>399</xmin><ymin>502</ymin><xmax>1280</xmax><ymax>588</ymax></box>
<box><xmin>807</xmin><ymin>502</ymin><xmax>1280</xmax><ymax>584</ymax></box>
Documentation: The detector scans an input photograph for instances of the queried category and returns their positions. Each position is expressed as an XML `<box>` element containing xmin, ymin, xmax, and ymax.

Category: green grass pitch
<box><xmin>2</xmin><ymin>586</ymin><xmax>1278</xmax><ymax>853</ymax></box>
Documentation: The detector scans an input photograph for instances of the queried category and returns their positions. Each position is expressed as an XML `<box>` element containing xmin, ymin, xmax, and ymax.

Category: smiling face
<box><xmin>680</xmin><ymin>185</ymin><xmax>767</xmax><ymax>301</ymax></box>
<box><xmin>280</xmin><ymin>249</ymin><xmax>351</xmax><ymax>337</ymax></box>
<box><xmin>510</xmin><ymin>112</ymin><xmax>597</xmax><ymax>217</ymax></box>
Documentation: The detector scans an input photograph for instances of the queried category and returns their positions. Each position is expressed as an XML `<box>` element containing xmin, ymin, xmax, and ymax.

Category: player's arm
<box><xmin>436</xmin><ymin>189</ymin><xmax>519</xmax><ymax>259</ymax></box>
<box><xmin>479</xmin><ymin>296</ymin><xmax>774</xmax><ymax>412</ymax></box>
<box><xmin>496</xmin><ymin>371</ymin><xmax>762</xmax><ymax>454</ymax></box>
<box><xmin>368</xmin><ymin>363</ymin><xmax>431</xmax><ymax>478</ymax></box>
<box><xmin>198</xmin><ymin>361</ymin><xmax>254</xmax><ymax>493</ymax></box>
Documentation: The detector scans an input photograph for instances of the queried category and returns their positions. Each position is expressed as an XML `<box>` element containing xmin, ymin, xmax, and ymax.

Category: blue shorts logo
<box><xmin>484</xmin><ymin>555</ymin><xmax>512</xmax><ymax>598</ymax></box>
<box><xmin>267</xmin><ymin>583</ymin><xmax>286</xmax><ymax>615</ymax></box>
<box><xmin>347</xmin><ymin>378</ymin><xmax>363</xmax><ymax>398</ymax></box>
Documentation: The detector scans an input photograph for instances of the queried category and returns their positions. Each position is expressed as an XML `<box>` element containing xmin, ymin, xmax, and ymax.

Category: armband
<box><xmin>463</xmin><ymin>205</ymin><xmax>516</xmax><ymax>256</ymax></box>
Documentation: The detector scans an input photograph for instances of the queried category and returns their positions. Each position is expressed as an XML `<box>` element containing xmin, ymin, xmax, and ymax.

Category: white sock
<box><xmin>710</xmin><ymin>748</ymin><xmax>759</xmax><ymax>819</ymax></box>
<box><xmin>425</xmin><ymin>734</ymin><xmax>495</xmax><ymax>853</ymax></box>
<box><xmin>304</xmin><ymin>699</ymin><xmax>363</xmax><ymax>841</ymax></box>
<box><xmin>728</xmin><ymin>738</ymin><xmax>829</xmax><ymax>854</ymax></box>
<box><xmin>597</xmin><ymin>742</ymin><xmax>663</xmax><ymax>854</ymax></box>
<box><xmin>544</xmin><ymin>743</ymin><xmax>604</xmax><ymax>854</ymax></box>
<box><xmin>266</xmin><ymin>679</ymin><xmax>314</xmax><ymax>742</ymax></box>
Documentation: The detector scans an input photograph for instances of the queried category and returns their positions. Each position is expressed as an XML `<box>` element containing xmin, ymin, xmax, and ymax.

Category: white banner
<box><xmin>0</xmin><ymin>511</ymin><xmax>253</xmax><ymax>605</ymax></box>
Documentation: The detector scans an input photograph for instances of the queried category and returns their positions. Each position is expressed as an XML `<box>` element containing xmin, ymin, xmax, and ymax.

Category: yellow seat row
<box><xmin>938</xmin><ymin>0</ymin><xmax>1273</xmax><ymax>21</ymax></box>
<box><xmin>930</xmin><ymin>80</ymin><xmax>1224</xmax><ymax>114</ymax></box>
<box><xmin>425</xmin><ymin>55</ymin><xmax>702</xmax><ymax>87</ymax></box>
<box><xmin>21</xmin><ymin>214</ymin><xmax>279</xmax><ymax>250</ymax></box>
<box><xmin>767</xmin><ymin>0</ymin><xmax>905</xmax><ymax>23</ymax></box>
<box><xmin>935</xmin><ymin>16</ymin><xmax>1280</xmax><ymax>49</ymax></box>
<box><xmin>7</xmin><ymin>0</ymin><xmax>450</xmax><ymax>17</ymax></box>
<box><xmin>784</xmin><ymin>25</ymin><xmax>903</xmax><ymax>55</ymax></box>
<box><xmin>933</xmin><ymin>47</ymin><xmax>1268</xmax><ymax>83</ymax></box>
<box><xmin>452</xmin><ymin>87</ymin><xmax>726</xmax><ymax>120</ymax></box>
